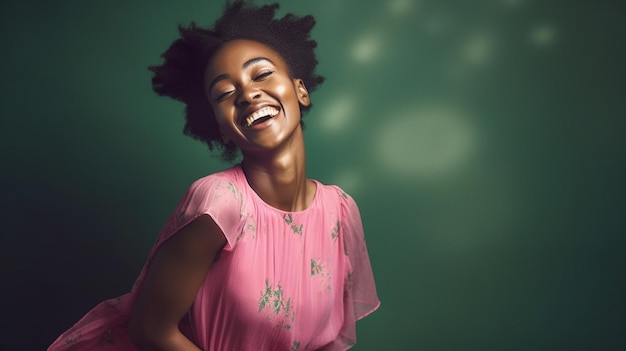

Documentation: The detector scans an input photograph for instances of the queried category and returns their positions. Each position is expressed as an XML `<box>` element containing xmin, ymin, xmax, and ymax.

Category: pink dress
<box><xmin>48</xmin><ymin>164</ymin><xmax>380</xmax><ymax>351</ymax></box>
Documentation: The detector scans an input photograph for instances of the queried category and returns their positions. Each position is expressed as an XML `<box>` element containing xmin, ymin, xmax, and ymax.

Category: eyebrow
<box><xmin>207</xmin><ymin>57</ymin><xmax>275</xmax><ymax>93</ymax></box>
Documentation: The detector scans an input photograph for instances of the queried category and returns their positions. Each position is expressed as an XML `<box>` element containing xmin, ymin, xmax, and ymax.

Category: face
<box><xmin>204</xmin><ymin>39</ymin><xmax>310</xmax><ymax>155</ymax></box>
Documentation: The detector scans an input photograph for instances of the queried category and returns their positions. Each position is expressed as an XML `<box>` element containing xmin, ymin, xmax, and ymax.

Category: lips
<box><xmin>243</xmin><ymin>106</ymin><xmax>280</xmax><ymax>128</ymax></box>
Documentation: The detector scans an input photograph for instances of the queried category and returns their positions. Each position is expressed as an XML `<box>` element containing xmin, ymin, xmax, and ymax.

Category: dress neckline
<box><xmin>234</xmin><ymin>164</ymin><xmax>320</xmax><ymax>214</ymax></box>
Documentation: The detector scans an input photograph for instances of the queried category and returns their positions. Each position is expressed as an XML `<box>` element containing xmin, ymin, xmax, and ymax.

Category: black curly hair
<box><xmin>149</xmin><ymin>0</ymin><xmax>325</xmax><ymax>162</ymax></box>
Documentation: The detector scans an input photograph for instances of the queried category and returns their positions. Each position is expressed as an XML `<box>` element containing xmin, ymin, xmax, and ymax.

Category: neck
<box><xmin>241</xmin><ymin>129</ymin><xmax>313</xmax><ymax>212</ymax></box>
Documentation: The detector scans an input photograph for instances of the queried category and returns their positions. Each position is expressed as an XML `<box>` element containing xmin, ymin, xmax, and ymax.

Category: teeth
<box><xmin>245</xmin><ymin>106</ymin><xmax>279</xmax><ymax>127</ymax></box>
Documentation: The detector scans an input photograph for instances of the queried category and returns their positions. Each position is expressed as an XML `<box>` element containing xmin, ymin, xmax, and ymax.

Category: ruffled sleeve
<box><xmin>154</xmin><ymin>173</ymin><xmax>248</xmax><ymax>253</ymax></box>
<box><xmin>47</xmin><ymin>170</ymin><xmax>248</xmax><ymax>351</ymax></box>
<box><xmin>341</xmin><ymin>192</ymin><xmax>380</xmax><ymax>319</ymax></box>
<box><xmin>326</xmin><ymin>188</ymin><xmax>380</xmax><ymax>350</ymax></box>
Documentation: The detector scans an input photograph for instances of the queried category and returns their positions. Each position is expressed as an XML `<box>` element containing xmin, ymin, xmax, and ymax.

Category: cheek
<box><xmin>274</xmin><ymin>83</ymin><xmax>299</xmax><ymax>109</ymax></box>
<box><xmin>276</xmin><ymin>84</ymin><xmax>287</xmax><ymax>96</ymax></box>
<box><xmin>212</xmin><ymin>106</ymin><xmax>232</xmax><ymax>129</ymax></box>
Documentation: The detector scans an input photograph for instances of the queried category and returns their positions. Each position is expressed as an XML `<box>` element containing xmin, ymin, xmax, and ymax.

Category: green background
<box><xmin>1</xmin><ymin>0</ymin><xmax>624</xmax><ymax>350</ymax></box>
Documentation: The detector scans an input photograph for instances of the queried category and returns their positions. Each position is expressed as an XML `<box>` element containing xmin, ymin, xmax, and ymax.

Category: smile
<box><xmin>245</xmin><ymin>106</ymin><xmax>280</xmax><ymax>128</ymax></box>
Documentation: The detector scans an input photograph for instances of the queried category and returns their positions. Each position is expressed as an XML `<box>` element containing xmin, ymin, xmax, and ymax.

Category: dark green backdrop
<box><xmin>1</xmin><ymin>0</ymin><xmax>624</xmax><ymax>350</ymax></box>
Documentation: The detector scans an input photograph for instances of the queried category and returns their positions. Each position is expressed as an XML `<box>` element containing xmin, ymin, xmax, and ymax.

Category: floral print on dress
<box><xmin>57</xmin><ymin>295</ymin><xmax>129</xmax><ymax>347</ymax></box>
<box><xmin>63</xmin><ymin>330</ymin><xmax>82</xmax><ymax>346</ymax></box>
<box><xmin>347</xmin><ymin>271</ymin><xmax>355</xmax><ymax>291</ymax></box>
<box><xmin>290</xmin><ymin>340</ymin><xmax>313</xmax><ymax>351</ymax></box>
<box><xmin>259</xmin><ymin>279</ymin><xmax>295</xmax><ymax>330</ymax></box>
<box><xmin>245</xmin><ymin>222</ymin><xmax>257</xmax><ymax>239</ymax></box>
<box><xmin>311</xmin><ymin>258</ymin><xmax>332</xmax><ymax>291</ymax></box>
<box><xmin>97</xmin><ymin>323</ymin><xmax>127</xmax><ymax>346</ymax></box>
<box><xmin>331</xmin><ymin>221</ymin><xmax>341</xmax><ymax>241</ymax></box>
<box><xmin>283</xmin><ymin>214</ymin><xmax>303</xmax><ymax>236</ymax></box>
<box><xmin>235</xmin><ymin>217</ymin><xmax>257</xmax><ymax>242</ymax></box>
<box><xmin>337</xmin><ymin>189</ymin><xmax>348</xmax><ymax>199</ymax></box>
<box><xmin>291</xmin><ymin>340</ymin><xmax>300</xmax><ymax>351</ymax></box>
<box><xmin>226</xmin><ymin>181</ymin><xmax>246</xmax><ymax>218</ymax></box>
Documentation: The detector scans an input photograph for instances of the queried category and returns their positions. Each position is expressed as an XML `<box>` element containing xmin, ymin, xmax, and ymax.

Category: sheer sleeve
<box><xmin>324</xmin><ymin>189</ymin><xmax>380</xmax><ymax>350</ymax></box>
<box><xmin>154</xmin><ymin>174</ymin><xmax>248</xmax><ymax>253</ymax></box>
<box><xmin>341</xmin><ymin>193</ymin><xmax>380</xmax><ymax>320</ymax></box>
<box><xmin>47</xmin><ymin>172</ymin><xmax>248</xmax><ymax>351</ymax></box>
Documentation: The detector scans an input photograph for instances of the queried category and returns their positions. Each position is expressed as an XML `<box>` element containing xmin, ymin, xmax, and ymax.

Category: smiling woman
<box><xmin>148</xmin><ymin>0</ymin><xmax>325</xmax><ymax>163</ymax></box>
<box><xmin>46</xmin><ymin>1</ymin><xmax>380</xmax><ymax>351</ymax></box>
<box><xmin>205</xmin><ymin>40</ymin><xmax>311</xmax><ymax>155</ymax></box>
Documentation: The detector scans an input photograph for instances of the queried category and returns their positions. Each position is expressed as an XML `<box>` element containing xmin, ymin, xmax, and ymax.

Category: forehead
<box><xmin>206</xmin><ymin>39</ymin><xmax>288</xmax><ymax>75</ymax></box>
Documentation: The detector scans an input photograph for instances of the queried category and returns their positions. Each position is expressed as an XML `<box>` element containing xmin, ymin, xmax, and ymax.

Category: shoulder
<box><xmin>171</xmin><ymin>165</ymin><xmax>248</xmax><ymax>223</ymax></box>
<box><xmin>164</xmin><ymin>165</ymin><xmax>247</xmax><ymax>250</ymax></box>
<box><xmin>188</xmin><ymin>165</ymin><xmax>242</xmax><ymax>192</ymax></box>
<box><xmin>314</xmin><ymin>181</ymin><xmax>360</xmax><ymax>217</ymax></box>
<box><xmin>183</xmin><ymin>165</ymin><xmax>245</xmax><ymax>201</ymax></box>
<box><xmin>316</xmin><ymin>181</ymin><xmax>357</xmax><ymax>204</ymax></box>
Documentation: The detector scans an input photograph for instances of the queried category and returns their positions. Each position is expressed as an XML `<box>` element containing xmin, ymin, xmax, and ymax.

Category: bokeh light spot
<box><xmin>530</xmin><ymin>24</ymin><xmax>556</xmax><ymax>47</ymax></box>
<box><xmin>317</xmin><ymin>95</ymin><xmax>356</xmax><ymax>132</ymax></box>
<box><xmin>375</xmin><ymin>105</ymin><xmax>476</xmax><ymax>179</ymax></box>
<box><xmin>462</xmin><ymin>31</ymin><xmax>495</xmax><ymax>65</ymax></box>
<box><xmin>351</xmin><ymin>32</ymin><xmax>382</xmax><ymax>63</ymax></box>
<box><xmin>388</xmin><ymin>0</ymin><xmax>418</xmax><ymax>15</ymax></box>
<box><xmin>330</xmin><ymin>169</ymin><xmax>362</xmax><ymax>195</ymax></box>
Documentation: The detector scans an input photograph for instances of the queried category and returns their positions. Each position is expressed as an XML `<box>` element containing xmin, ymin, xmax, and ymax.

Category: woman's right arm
<box><xmin>129</xmin><ymin>214</ymin><xmax>227</xmax><ymax>351</ymax></box>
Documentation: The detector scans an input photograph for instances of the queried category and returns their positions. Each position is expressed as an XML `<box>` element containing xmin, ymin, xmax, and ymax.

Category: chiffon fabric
<box><xmin>48</xmin><ymin>164</ymin><xmax>380</xmax><ymax>351</ymax></box>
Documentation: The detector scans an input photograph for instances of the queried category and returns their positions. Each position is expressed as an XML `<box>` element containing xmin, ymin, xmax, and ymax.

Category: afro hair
<box><xmin>149</xmin><ymin>0</ymin><xmax>325</xmax><ymax>162</ymax></box>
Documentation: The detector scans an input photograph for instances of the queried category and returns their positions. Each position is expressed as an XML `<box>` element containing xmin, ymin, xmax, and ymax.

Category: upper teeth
<box><xmin>246</xmin><ymin>107</ymin><xmax>279</xmax><ymax>127</ymax></box>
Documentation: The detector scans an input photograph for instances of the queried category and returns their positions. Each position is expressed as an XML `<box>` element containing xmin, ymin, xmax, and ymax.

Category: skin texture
<box><xmin>129</xmin><ymin>39</ymin><xmax>315</xmax><ymax>350</ymax></box>
<box><xmin>129</xmin><ymin>215</ymin><xmax>225</xmax><ymax>351</ymax></box>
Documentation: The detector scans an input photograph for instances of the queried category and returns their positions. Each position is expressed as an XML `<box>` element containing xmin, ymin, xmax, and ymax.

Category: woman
<box><xmin>48</xmin><ymin>1</ymin><xmax>379</xmax><ymax>350</ymax></box>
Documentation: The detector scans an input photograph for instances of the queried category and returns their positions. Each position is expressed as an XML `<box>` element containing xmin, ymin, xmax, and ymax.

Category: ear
<box><xmin>294</xmin><ymin>79</ymin><xmax>310</xmax><ymax>107</ymax></box>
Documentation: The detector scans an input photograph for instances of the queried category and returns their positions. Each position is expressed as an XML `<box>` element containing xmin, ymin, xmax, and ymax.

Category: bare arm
<box><xmin>129</xmin><ymin>215</ymin><xmax>227</xmax><ymax>351</ymax></box>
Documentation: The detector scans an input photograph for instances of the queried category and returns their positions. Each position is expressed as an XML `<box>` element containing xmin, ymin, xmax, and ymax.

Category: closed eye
<box><xmin>253</xmin><ymin>70</ymin><xmax>274</xmax><ymax>81</ymax></box>
<box><xmin>215</xmin><ymin>90</ymin><xmax>234</xmax><ymax>101</ymax></box>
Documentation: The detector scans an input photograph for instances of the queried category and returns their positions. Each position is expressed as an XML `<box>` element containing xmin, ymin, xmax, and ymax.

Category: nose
<box><xmin>236</xmin><ymin>85</ymin><xmax>262</xmax><ymax>106</ymax></box>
